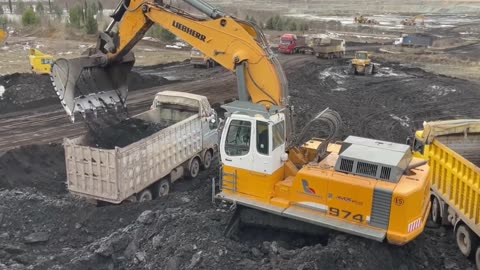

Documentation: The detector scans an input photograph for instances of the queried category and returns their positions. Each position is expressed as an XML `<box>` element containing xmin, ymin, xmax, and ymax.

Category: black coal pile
<box><xmin>128</xmin><ymin>71</ymin><xmax>172</xmax><ymax>91</ymax></box>
<box><xmin>86</xmin><ymin>118</ymin><xmax>166</xmax><ymax>149</ymax></box>
<box><xmin>0</xmin><ymin>73</ymin><xmax>56</xmax><ymax>113</ymax></box>
<box><xmin>0</xmin><ymin>143</ymin><xmax>66</xmax><ymax>195</ymax></box>
<box><xmin>0</xmin><ymin>69</ymin><xmax>172</xmax><ymax>114</ymax></box>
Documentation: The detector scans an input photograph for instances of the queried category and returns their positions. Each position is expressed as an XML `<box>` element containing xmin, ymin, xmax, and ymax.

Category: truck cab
<box><xmin>278</xmin><ymin>34</ymin><xmax>307</xmax><ymax>54</ymax></box>
<box><xmin>190</xmin><ymin>47</ymin><xmax>216</xmax><ymax>68</ymax></box>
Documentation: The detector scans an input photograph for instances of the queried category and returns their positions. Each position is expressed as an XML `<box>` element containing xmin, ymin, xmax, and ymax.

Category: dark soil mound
<box><xmin>0</xmin><ymin>143</ymin><xmax>66</xmax><ymax>194</ymax></box>
<box><xmin>128</xmin><ymin>71</ymin><xmax>172</xmax><ymax>91</ymax></box>
<box><xmin>0</xmin><ymin>73</ymin><xmax>57</xmax><ymax>113</ymax></box>
<box><xmin>0</xmin><ymin>70</ymin><xmax>172</xmax><ymax>114</ymax></box>
<box><xmin>86</xmin><ymin>118</ymin><xmax>165</xmax><ymax>149</ymax></box>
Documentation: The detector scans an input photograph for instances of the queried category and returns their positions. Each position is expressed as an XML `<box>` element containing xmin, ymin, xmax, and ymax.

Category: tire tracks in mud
<box><xmin>0</xmin><ymin>55</ymin><xmax>311</xmax><ymax>152</ymax></box>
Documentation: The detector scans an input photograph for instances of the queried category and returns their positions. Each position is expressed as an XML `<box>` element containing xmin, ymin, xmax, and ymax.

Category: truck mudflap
<box><xmin>216</xmin><ymin>192</ymin><xmax>387</xmax><ymax>242</ymax></box>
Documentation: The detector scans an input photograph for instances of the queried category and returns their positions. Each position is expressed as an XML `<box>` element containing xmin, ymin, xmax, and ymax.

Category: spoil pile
<box><xmin>0</xmin><ymin>143</ymin><xmax>66</xmax><ymax>195</ymax></box>
<box><xmin>0</xmin><ymin>70</ymin><xmax>171</xmax><ymax>114</ymax></box>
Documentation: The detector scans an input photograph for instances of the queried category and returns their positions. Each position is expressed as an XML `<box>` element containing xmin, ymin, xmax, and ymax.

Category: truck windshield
<box><xmin>356</xmin><ymin>53</ymin><xmax>368</xmax><ymax>59</ymax></box>
<box><xmin>280</xmin><ymin>39</ymin><xmax>292</xmax><ymax>44</ymax></box>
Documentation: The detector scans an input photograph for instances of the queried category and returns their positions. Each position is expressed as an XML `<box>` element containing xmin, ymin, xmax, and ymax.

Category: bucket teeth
<box><xmin>50</xmin><ymin>50</ymin><xmax>135</xmax><ymax>123</ymax></box>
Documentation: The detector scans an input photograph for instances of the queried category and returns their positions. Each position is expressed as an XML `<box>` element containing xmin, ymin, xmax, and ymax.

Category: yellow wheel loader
<box><xmin>50</xmin><ymin>0</ymin><xmax>431</xmax><ymax>245</ymax></box>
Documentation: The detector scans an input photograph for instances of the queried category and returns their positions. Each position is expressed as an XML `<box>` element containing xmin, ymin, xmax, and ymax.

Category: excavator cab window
<box><xmin>225</xmin><ymin>120</ymin><xmax>251</xmax><ymax>156</ymax></box>
<box><xmin>272</xmin><ymin>121</ymin><xmax>285</xmax><ymax>150</ymax></box>
<box><xmin>257</xmin><ymin>121</ymin><xmax>269</xmax><ymax>155</ymax></box>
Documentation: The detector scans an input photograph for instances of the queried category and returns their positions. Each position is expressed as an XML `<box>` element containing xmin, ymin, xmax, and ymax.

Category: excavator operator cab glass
<box><xmin>272</xmin><ymin>121</ymin><xmax>285</xmax><ymax>150</ymax></box>
<box><xmin>225</xmin><ymin>120</ymin><xmax>251</xmax><ymax>156</ymax></box>
<box><xmin>257</xmin><ymin>121</ymin><xmax>269</xmax><ymax>155</ymax></box>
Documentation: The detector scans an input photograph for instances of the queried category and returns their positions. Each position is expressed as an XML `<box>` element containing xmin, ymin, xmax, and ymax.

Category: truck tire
<box><xmin>137</xmin><ymin>189</ymin><xmax>153</xmax><ymax>202</ymax></box>
<box><xmin>456</xmin><ymin>224</ymin><xmax>478</xmax><ymax>258</ymax></box>
<box><xmin>193</xmin><ymin>64</ymin><xmax>198</xmax><ymax>68</ymax></box>
<box><xmin>202</xmin><ymin>150</ymin><xmax>213</xmax><ymax>170</ymax></box>
<box><xmin>188</xmin><ymin>157</ymin><xmax>201</xmax><ymax>179</ymax></box>
<box><xmin>475</xmin><ymin>246</ymin><xmax>480</xmax><ymax>270</ymax></box>
<box><xmin>431</xmin><ymin>196</ymin><xmax>442</xmax><ymax>224</ymax></box>
<box><xmin>156</xmin><ymin>178</ymin><xmax>170</xmax><ymax>197</ymax></box>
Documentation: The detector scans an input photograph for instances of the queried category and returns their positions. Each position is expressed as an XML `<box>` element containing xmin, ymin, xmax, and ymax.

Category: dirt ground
<box><xmin>1</xmin><ymin>12</ymin><xmax>480</xmax><ymax>269</ymax></box>
<box><xmin>1</xmin><ymin>52</ymin><xmax>480</xmax><ymax>269</ymax></box>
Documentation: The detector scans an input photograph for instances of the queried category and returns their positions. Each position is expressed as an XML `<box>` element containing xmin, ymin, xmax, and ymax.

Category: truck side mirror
<box><xmin>209</xmin><ymin>117</ymin><xmax>218</xmax><ymax>129</ymax></box>
<box><xmin>406</xmin><ymin>136</ymin><xmax>412</xmax><ymax>147</ymax></box>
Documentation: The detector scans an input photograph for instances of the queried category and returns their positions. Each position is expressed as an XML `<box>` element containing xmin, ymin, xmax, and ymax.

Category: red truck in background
<box><xmin>278</xmin><ymin>34</ymin><xmax>310</xmax><ymax>54</ymax></box>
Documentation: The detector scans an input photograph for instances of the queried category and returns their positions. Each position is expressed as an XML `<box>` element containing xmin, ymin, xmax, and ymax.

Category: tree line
<box><xmin>245</xmin><ymin>14</ymin><xmax>310</xmax><ymax>31</ymax></box>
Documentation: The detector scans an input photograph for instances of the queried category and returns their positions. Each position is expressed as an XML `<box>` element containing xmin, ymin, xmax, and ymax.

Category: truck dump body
<box><xmin>65</xmin><ymin>91</ymin><xmax>217</xmax><ymax>203</ymax></box>
<box><xmin>311</xmin><ymin>38</ymin><xmax>346</xmax><ymax>58</ymax></box>
<box><xmin>419</xmin><ymin>123</ymin><xmax>480</xmax><ymax>223</ymax></box>
<box><xmin>414</xmin><ymin>119</ymin><xmax>480</xmax><ymax>266</ymax></box>
<box><xmin>437</xmin><ymin>134</ymin><xmax>480</xmax><ymax>167</ymax></box>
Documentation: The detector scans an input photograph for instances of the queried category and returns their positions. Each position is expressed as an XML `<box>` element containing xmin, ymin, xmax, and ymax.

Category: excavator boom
<box><xmin>51</xmin><ymin>0</ymin><xmax>288</xmax><ymax>123</ymax></box>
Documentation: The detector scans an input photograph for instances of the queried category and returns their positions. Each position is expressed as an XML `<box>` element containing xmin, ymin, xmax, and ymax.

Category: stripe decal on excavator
<box><xmin>408</xmin><ymin>218</ymin><xmax>422</xmax><ymax>233</ymax></box>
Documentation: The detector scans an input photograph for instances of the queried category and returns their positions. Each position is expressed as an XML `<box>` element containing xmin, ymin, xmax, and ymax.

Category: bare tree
<box><xmin>8</xmin><ymin>0</ymin><xmax>12</xmax><ymax>13</ymax></box>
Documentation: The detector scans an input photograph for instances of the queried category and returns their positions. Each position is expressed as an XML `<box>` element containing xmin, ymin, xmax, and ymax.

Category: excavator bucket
<box><xmin>50</xmin><ymin>50</ymin><xmax>135</xmax><ymax>122</ymax></box>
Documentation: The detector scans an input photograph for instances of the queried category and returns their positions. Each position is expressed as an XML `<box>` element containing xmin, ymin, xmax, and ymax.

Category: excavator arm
<box><xmin>51</xmin><ymin>0</ymin><xmax>288</xmax><ymax>122</ymax></box>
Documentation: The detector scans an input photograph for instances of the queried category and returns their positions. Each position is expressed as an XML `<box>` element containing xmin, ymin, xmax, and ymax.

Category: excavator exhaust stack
<box><xmin>50</xmin><ymin>50</ymin><xmax>135</xmax><ymax>122</ymax></box>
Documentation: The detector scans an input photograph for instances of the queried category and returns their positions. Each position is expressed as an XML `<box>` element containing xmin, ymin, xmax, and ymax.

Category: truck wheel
<box><xmin>431</xmin><ymin>196</ymin><xmax>442</xmax><ymax>224</ymax></box>
<box><xmin>156</xmin><ymin>179</ymin><xmax>170</xmax><ymax>197</ymax></box>
<box><xmin>475</xmin><ymin>246</ymin><xmax>480</xmax><ymax>269</ymax></box>
<box><xmin>137</xmin><ymin>189</ymin><xmax>153</xmax><ymax>202</ymax></box>
<box><xmin>188</xmin><ymin>157</ymin><xmax>200</xmax><ymax>179</ymax></box>
<box><xmin>193</xmin><ymin>64</ymin><xmax>198</xmax><ymax>68</ymax></box>
<box><xmin>202</xmin><ymin>150</ymin><xmax>213</xmax><ymax>170</ymax></box>
<box><xmin>456</xmin><ymin>224</ymin><xmax>478</xmax><ymax>258</ymax></box>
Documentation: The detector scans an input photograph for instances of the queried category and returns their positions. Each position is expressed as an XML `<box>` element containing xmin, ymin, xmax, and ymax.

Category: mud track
<box><xmin>0</xmin><ymin>56</ymin><xmax>310</xmax><ymax>152</ymax></box>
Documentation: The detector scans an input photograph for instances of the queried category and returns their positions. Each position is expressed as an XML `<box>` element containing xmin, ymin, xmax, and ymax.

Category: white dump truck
<box><xmin>64</xmin><ymin>91</ymin><xmax>219</xmax><ymax>204</ymax></box>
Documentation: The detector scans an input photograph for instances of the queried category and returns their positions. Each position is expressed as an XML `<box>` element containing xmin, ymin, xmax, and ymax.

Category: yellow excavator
<box><xmin>401</xmin><ymin>15</ymin><xmax>425</xmax><ymax>27</ymax></box>
<box><xmin>51</xmin><ymin>0</ymin><xmax>431</xmax><ymax>245</ymax></box>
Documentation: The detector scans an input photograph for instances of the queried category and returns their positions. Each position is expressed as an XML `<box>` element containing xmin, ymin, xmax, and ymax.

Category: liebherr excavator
<box><xmin>51</xmin><ymin>0</ymin><xmax>431</xmax><ymax>245</ymax></box>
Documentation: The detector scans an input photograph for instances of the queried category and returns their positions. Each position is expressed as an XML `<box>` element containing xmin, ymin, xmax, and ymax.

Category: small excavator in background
<box><xmin>50</xmin><ymin>0</ymin><xmax>431</xmax><ymax>245</ymax></box>
<box><xmin>354</xmin><ymin>15</ymin><xmax>379</xmax><ymax>25</ymax></box>
<box><xmin>401</xmin><ymin>15</ymin><xmax>426</xmax><ymax>27</ymax></box>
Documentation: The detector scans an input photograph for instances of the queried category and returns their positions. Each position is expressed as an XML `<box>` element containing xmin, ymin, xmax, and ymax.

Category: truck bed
<box><xmin>65</xmin><ymin>105</ymin><xmax>203</xmax><ymax>203</ymax></box>
<box><xmin>437</xmin><ymin>134</ymin><xmax>480</xmax><ymax>167</ymax></box>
